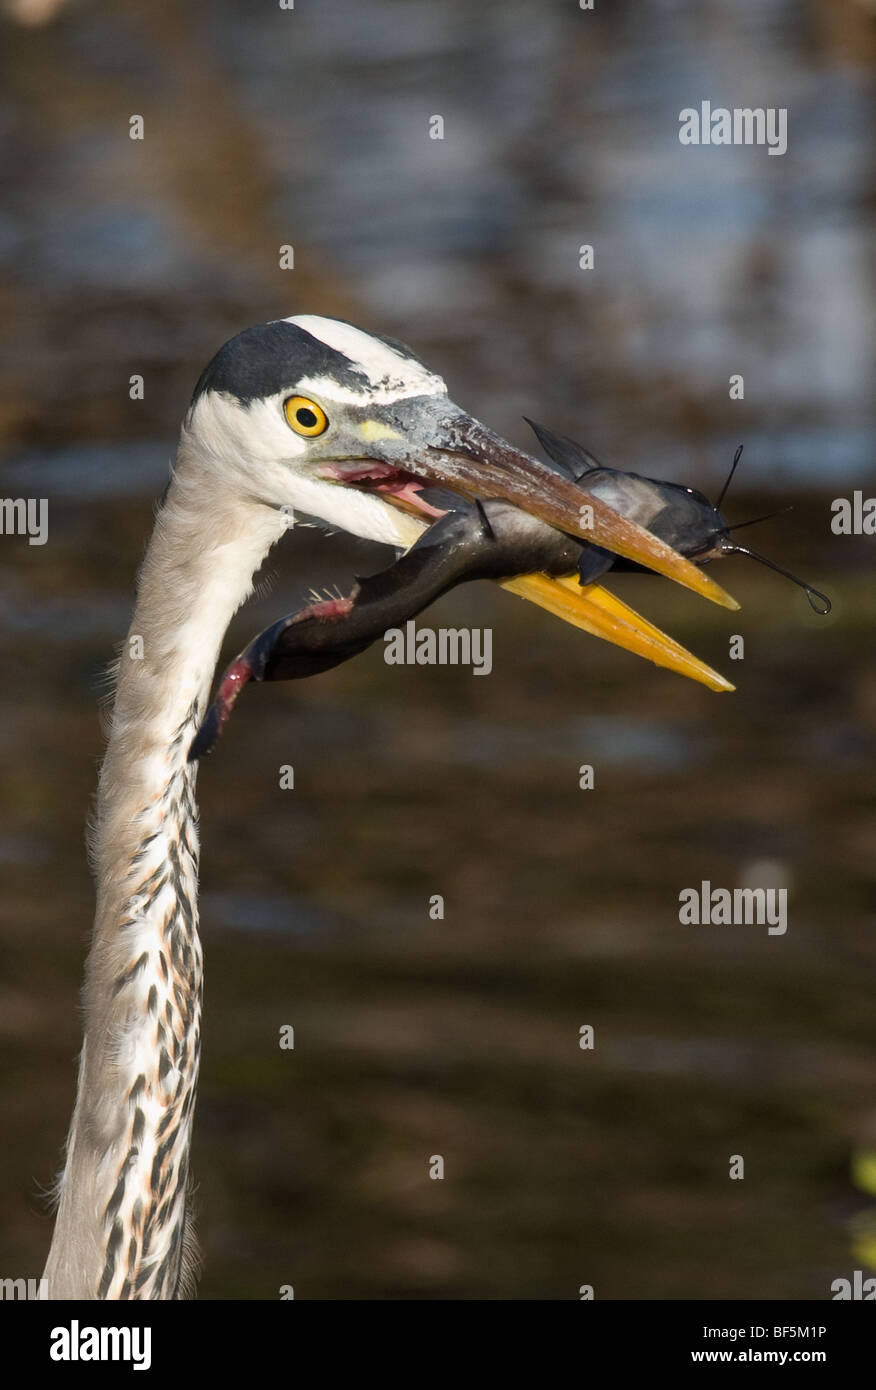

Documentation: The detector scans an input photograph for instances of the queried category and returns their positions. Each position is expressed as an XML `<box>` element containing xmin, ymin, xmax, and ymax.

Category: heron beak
<box><xmin>416</xmin><ymin>413</ymin><xmax>739</xmax><ymax>611</ymax></box>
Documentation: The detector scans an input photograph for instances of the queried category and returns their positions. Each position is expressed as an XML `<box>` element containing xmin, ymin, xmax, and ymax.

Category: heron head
<box><xmin>181</xmin><ymin>314</ymin><xmax>736</xmax><ymax>610</ymax></box>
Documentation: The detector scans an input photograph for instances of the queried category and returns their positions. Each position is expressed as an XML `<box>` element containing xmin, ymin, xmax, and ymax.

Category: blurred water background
<box><xmin>0</xmin><ymin>0</ymin><xmax>873</xmax><ymax>1297</ymax></box>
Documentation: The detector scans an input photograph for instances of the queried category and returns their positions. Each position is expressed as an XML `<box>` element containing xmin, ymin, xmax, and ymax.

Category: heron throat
<box><xmin>44</xmin><ymin>451</ymin><xmax>287</xmax><ymax>1298</ymax></box>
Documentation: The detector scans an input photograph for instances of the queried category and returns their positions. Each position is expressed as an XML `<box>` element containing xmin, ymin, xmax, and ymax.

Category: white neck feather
<box><xmin>44</xmin><ymin>442</ymin><xmax>287</xmax><ymax>1298</ymax></box>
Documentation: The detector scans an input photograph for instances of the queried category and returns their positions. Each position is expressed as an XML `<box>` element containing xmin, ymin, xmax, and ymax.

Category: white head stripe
<box><xmin>294</xmin><ymin>373</ymin><xmax>444</xmax><ymax>407</ymax></box>
<box><xmin>286</xmin><ymin>314</ymin><xmax>446</xmax><ymax>401</ymax></box>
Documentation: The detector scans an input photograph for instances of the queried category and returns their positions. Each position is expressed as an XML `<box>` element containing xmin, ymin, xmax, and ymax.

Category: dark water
<box><xmin>0</xmin><ymin>0</ymin><xmax>873</xmax><ymax>1298</ymax></box>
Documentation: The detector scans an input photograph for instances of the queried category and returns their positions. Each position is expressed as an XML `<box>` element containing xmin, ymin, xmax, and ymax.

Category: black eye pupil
<box><xmin>296</xmin><ymin>407</ymin><xmax>318</xmax><ymax>428</ymax></box>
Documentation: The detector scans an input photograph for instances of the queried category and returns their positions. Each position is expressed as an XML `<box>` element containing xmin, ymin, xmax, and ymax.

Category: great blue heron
<box><xmin>43</xmin><ymin>315</ymin><xmax>736</xmax><ymax>1299</ymax></box>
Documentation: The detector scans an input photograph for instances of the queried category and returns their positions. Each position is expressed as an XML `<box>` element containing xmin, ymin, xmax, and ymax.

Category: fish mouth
<box><xmin>423</xmin><ymin>412</ymin><xmax>740</xmax><ymax>611</ymax></box>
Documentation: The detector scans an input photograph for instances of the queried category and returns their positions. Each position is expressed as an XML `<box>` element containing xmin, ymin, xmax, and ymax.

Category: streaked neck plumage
<box><xmin>44</xmin><ymin>440</ymin><xmax>287</xmax><ymax>1298</ymax></box>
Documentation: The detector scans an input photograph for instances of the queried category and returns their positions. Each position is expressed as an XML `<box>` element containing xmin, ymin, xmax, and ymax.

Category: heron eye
<box><xmin>284</xmin><ymin>396</ymin><xmax>328</xmax><ymax>437</ymax></box>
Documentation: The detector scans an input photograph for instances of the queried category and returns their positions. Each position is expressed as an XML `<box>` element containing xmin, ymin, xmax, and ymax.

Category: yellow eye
<box><xmin>284</xmin><ymin>396</ymin><xmax>328</xmax><ymax>437</ymax></box>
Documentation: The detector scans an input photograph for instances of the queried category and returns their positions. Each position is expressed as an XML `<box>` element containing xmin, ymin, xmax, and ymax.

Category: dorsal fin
<box><xmin>525</xmin><ymin>418</ymin><xmax>605</xmax><ymax>480</ymax></box>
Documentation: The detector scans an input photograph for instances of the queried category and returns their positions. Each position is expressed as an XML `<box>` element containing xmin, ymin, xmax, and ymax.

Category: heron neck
<box><xmin>44</xmin><ymin>458</ymin><xmax>287</xmax><ymax>1299</ymax></box>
